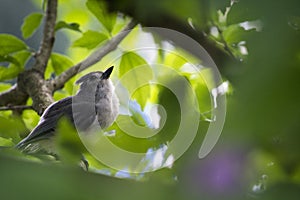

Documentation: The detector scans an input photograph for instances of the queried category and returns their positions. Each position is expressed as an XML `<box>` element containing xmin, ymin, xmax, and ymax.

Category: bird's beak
<box><xmin>102</xmin><ymin>66</ymin><xmax>114</xmax><ymax>79</ymax></box>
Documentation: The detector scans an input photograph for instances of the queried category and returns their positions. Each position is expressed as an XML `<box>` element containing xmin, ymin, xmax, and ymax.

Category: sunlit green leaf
<box><xmin>0</xmin><ymin>55</ymin><xmax>20</xmax><ymax>66</ymax></box>
<box><xmin>72</xmin><ymin>30</ymin><xmax>108</xmax><ymax>49</ymax></box>
<box><xmin>128</xmin><ymin>100</ymin><xmax>150</xmax><ymax>127</ymax></box>
<box><xmin>119</xmin><ymin>51</ymin><xmax>153</xmax><ymax>108</ymax></box>
<box><xmin>0</xmin><ymin>34</ymin><xmax>27</xmax><ymax>55</ymax></box>
<box><xmin>55</xmin><ymin>21</ymin><xmax>81</xmax><ymax>32</ymax></box>
<box><xmin>107</xmin><ymin>118</ymin><xmax>158</xmax><ymax>153</ymax></box>
<box><xmin>0</xmin><ymin>66</ymin><xmax>19</xmax><ymax>81</ymax></box>
<box><xmin>190</xmin><ymin>76</ymin><xmax>211</xmax><ymax>115</ymax></box>
<box><xmin>51</xmin><ymin>53</ymin><xmax>74</xmax><ymax>75</ymax></box>
<box><xmin>0</xmin><ymin>137</ymin><xmax>14</xmax><ymax>147</ymax></box>
<box><xmin>0</xmin><ymin>82</ymin><xmax>11</xmax><ymax>92</ymax></box>
<box><xmin>164</xmin><ymin>52</ymin><xmax>187</xmax><ymax>70</ymax></box>
<box><xmin>22</xmin><ymin>109</ymin><xmax>39</xmax><ymax>132</ymax></box>
<box><xmin>86</xmin><ymin>0</ymin><xmax>116</xmax><ymax>33</ymax></box>
<box><xmin>21</xmin><ymin>12</ymin><xmax>43</xmax><ymax>39</ymax></box>
<box><xmin>0</xmin><ymin>51</ymin><xmax>30</xmax><ymax>81</ymax></box>
<box><xmin>223</xmin><ymin>24</ymin><xmax>254</xmax><ymax>44</ymax></box>
<box><xmin>0</xmin><ymin>116</ymin><xmax>25</xmax><ymax>144</ymax></box>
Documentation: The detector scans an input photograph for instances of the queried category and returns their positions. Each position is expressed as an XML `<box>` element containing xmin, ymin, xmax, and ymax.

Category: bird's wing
<box><xmin>17</xmin><ymin>97</ymin><xmax>97</xmax><ymax>148</ymax></box>
<box><xmin>17</xmin><ymin>97</ymin><xmax>72</xmax><ymax>147</ymax></box>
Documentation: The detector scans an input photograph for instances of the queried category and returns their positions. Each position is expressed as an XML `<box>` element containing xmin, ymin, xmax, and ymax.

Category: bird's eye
<box><xmin>90</xmin><ymin>75</ymin><xmax>97</xmax><ymax>80</ymax></box>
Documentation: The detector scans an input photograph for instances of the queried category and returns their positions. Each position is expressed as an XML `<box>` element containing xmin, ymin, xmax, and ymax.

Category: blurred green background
<box><xmin>1</xmin><ymin>0</ymin><xmax>300</xmax><ymax>199</ymax></box>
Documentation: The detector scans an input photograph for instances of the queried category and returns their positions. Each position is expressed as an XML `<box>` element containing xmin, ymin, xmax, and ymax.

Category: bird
<box><xmin>16</xmin><ymin>66</ymin><xmax>119</xmax><ymax>164</ymax></box>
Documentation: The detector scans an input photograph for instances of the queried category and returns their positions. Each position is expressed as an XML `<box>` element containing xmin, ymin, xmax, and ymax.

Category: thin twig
<box><xmin>217</xmin><ymin>26</ymin><xmax>235</xmax><ymax>59</ymax></box>
<box><xmin>211</xmin><ymin>22</ymin><xmax>236</xmax><ymax>60</ymax></box>
<box><xmin>0</xmin><ymin>105</ymin><xmax>33</xmax><ymax>111</ymax></box>
<box><xmin>52</xmin><ymin>19</ymin><xmax>137</xmax><ymax>91</ymax></box>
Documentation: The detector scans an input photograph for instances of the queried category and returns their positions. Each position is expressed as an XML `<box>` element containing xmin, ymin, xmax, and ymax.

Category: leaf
<box><xmin>107</xmin><ymin>116</ymin><xmax>158</xmax><ymax>153</ymax></box>
<box><xmin>54</xmin><ymin>118</ymin><xmax>85</xmax><ymax>164</ymax></box>
<box><xmin>0</xmin><ymin>137</ymin><xmax>14</xmax><ymax>147</ymax></box>
<box><xmin>223</xmin><ymin>24</ymin><xmax>254</xmax><ymax>44</ymax></box>
<box><xmin>0</xmin><ymin>51</ymin><xmax>30</xmax><ymax>81</ymax></box>
<box><xmin>55</xmin><ymin>21</ymin><xmax>81</xmax><ymax>32</ymax></box>
<box><xmin>0</xmin><ymin>66</ymin><xmax>19</xmax><ymax>81</ymax></box>
<box><xmin>0</xmin><ymin>34</ymin><xmax>27</xmax><ymax>55</ymax></box>
<box><xmin>164</xmin><ymin>52</ymin><xmax>187</xmax><ymax>70</ymax></box>
<box><xmin>86</xmin><ymin>0</ymin><xmax>116</xmax><ymax>33</ymax></box>
<box><xmin>0</xmin><ymin>116</ymin><xmax>25</xmax><ymax>144</ymax></box>
<box><xmin>128</xmin><ymin>100</ymin><xmax>151</xmax><ymax>127</ymax></box>
<box><xmin>0</xmin><ymin>55</ymin><xmax>20</xmax><ymax>66</ymax></box>
<box><xmin>50</xmin><ymin>53</ymin><xmax>74</xmax><ymax>75</ymax></box>
<box><xmin>21</xmin><ymin>12</ymin><xmax>43</xmax><ymax>39</ymax></box>
<box><xmin>0</xmin><ymin>83</ymin><xmax>11</xmax><ymax>92</ymax></box>
<box><xmin>119</xmin><ymin>52</ymin><xmax>153</xmax><ymax>108</ymax></box>
<box><xmin>72</xmin><ymin>30</ymin><xmax>108</xmax><ymax>49</ymax></box>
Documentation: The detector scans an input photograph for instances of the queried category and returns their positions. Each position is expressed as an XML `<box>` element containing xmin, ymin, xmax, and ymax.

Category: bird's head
<box><xmin>76</xmin><ymin>66</ymin><xmax>114</xmax><ymax>85</ymax></box>
<box><xmin>75</xmin><ymin>66</ymin><xmax>115</xmax><ymax>96</ymax></box>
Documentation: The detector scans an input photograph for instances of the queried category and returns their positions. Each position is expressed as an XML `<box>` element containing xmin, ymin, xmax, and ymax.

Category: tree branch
<box><xmin>51</xmin><ymin>19</ymin><xmax>137</xmax><ymax>91</ymax></box>
<box><xmin>18</xmin><ymin>70</ymin><xmax>54</xmax><ymax>115</ymax></box>
<box><xmin>0</xmin><ymin>105</ymin><xmax>33</xmax><ymax>111</ymax></box>
<box><xmin>17</xmin><ymin>0</ymin><xmax>58</xmax><ymax>115</ymax></box>
<box><xmin>0</xmin><ymin>84</ymin><xmax>28</xmax><ymax>107</ymax></box>
<box><xmin>33</xmin><ymin>0</ymin><xmax>57</xmax><ymax>74</ymax></box>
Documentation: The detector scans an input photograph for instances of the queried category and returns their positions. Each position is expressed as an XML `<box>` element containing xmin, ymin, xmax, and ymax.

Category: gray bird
<box><xmin>16</xmin><ymin>66</ymin><xmax>119</xmax><ymax>158</ymax></box>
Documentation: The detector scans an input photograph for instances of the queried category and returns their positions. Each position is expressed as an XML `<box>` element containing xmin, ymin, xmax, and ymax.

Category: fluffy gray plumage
<box><xmin>16</xmin><ymin>66</ymin><xmax>119</xmax><ymax>154</ymax></box>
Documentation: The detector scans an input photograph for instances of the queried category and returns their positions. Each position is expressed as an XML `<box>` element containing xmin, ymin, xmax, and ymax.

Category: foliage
<box><xmin>1</xmin><ymin>0</ymin><xmax>300</xmax><ymax>199</ymax></box>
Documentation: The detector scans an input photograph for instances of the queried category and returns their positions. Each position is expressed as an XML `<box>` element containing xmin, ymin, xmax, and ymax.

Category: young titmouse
<box><xmin>16</xmin><ymin>66</ymin><xmax>119</xmax><ymax>156</ymax></box>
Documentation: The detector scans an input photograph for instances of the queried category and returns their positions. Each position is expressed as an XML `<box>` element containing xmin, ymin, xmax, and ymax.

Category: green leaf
<box><xmin>0</xmin><ymin>51</ymin><xmax>30</xmax><ymax>81</ymax></box>
<box><xmin>72</xmin><ymin>30</ymin><xmax>108</xmax><ymax>49</ymax></box>
<box><xmin>0</xmin><ymin>83</ymin><xmax>11</xmax><ymax>92</ymax></box>
<box><xmin>0</xmin><ymin>34</ymin><xmax>27</xmax><ymax>55</ymax></box>
<box><xmin>21</xmin><ymin>12</ymin><xmax>43</xmax><ymax>39</ymax></box>
<box><xmin>128</xmin><ymin>100</ymin><xmax>151</xmax><ymax>127</ymax></box>
<box><xmin>50</xmin><ymin>53</ymin><xmax>74</xmax><ymax>75</ymax></box>
<box><xmin>0</xmin><ymin>66</ymin><xmax>19</xmax><ymax>81</ymax></box>
<box><xmin>0</xmin><ymin>66</ymin><xmax>18</xmax><ymax>81</ymax></box>
<box><xmin>55</xmin><ymin>21</ymin><xmax>81</xmax><ymax>32</ymax></box>
<box><xmin>0</xmin><ymin>116</ymin><xmax>25</xmax><ymax>144</ymax></box>
<box><xmin>0</xmin><ymin>137</ymin><xmax>14</xmax><ymax>147</ymax></box>
<box><xmin>119</xmin><ymin>52</ymin><xmax>153</xmax><ymax>108</ymax></box>
<box><xmin>164</xmin><ymin>52</ymin><xmax>187</xmax><ymax>70</ymax></box>
<box><xmin>0</xmin><ymin>55</ymin><xmax>20</xmax><ymax>66</ymax></box>
<box><xmin>86</xmin><ymin>0</ymin><xmax>116</xmax><ymax>33</ymax></box>
<box><xmin>54</xmin><ymin>118</ymin><xmax>85</xmax><ymax>164</ymax></box>
<box><xmin>223</xmin><ymin>24</ymin><xmax>254</xmax><ymax>44</ymax></box>
<box><xmin>107</xmin><ymin>116</ymin><xmax>158</xmax><ymax>153</ymax></box>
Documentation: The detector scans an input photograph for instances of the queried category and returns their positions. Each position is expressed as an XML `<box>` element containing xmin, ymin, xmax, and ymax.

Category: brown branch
<box><xmin>0</xmin><ymin>84</ymin><xmax>28</xmax><ymax>107</ymax></box>
<box><xmin>0</xmin><ymin>105</ymin><xmax>33</xmax><ymax>111</ymax></box>
<box><xmin>0</xmin><ymin>0</ymin><xmax>57</xmax><ymax>115</ymax></box>
<box><xmin>17</xmin><ymin>0</ymin><xmax>58</xmax><ymax>115</ymax></box>
<box><xmin>18</xmin><ymin>70</ymin><xmax>54</xmax><ymax>115</ymax></box>
<box><xmin>51</xmin><ymin>19</ymin><xmax>137</xmax><ymax>91</ymax></box>
<box><xmin>33</xmin><ymin>0</ymin><xmax>57</xmax><ymax>74</ymax></box>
